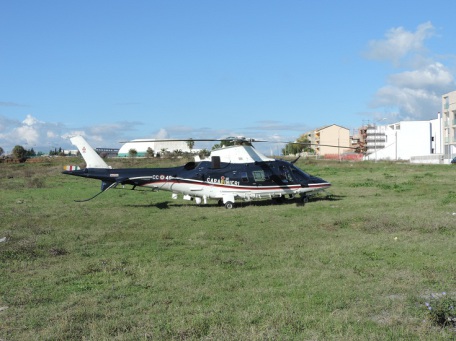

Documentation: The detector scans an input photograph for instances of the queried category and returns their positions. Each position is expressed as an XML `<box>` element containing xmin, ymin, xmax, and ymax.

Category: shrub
<box><xmin>425</xmin><ymin>292</ymin><xmax>456</xmax><ymax>327</ymax></box>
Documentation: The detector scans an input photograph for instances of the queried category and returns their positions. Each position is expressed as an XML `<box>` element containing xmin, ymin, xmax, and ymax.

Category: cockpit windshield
<box><xmin>290</xmin><ymin>165</ymin><xmax>312</xmax><ymax>182</ymax></box>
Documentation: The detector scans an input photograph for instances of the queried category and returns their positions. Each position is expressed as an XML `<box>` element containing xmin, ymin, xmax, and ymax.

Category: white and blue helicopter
<box><xmin>63</xmin><ymin>135</ymin><xmax>333</xmax><ymax>208</ymax></box>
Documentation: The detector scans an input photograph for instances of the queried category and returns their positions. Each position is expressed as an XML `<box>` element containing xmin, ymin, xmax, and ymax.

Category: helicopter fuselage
<box><xmin>62</xmin><ymin>136</ymin><xmax>331</xmax><ymax>208</ymax></box>
<box><xmin>64</xmin><ymin>159</ymin><xmax>330</xmax><ymax>207</ymax></box>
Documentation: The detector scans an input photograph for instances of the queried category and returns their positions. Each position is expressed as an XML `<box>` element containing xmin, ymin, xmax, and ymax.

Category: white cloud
<box><xmin>23</xmin><ymin>114</ymin><xmax>41</xmax><ymax>126</ymax></box>
<box><xmin>388</xmin><ymin>62</ymin><xmax>453</xmax><ymax>91</ymax></box>
<box><xmin>371</xmin><ymin>86</ymin><xmax>439</xmax><ymax>120</ymax></box>
<box><xmin>365</xmin><ymin>22</ymin><xmax>435</xmax><ymax>66</ymax></box>
<box><xmin>0</xmin><ymin>114</ymin><xmax>49</xmax><ymax>150</ymax></box>
<box><xmin>365</xmin><ymin>22</ymin><xmax>456</xmax><ymax>120</ymax></box>
<box><xmin>0</xmin><ymin>115</ymin><xmax>143</xmax><ymax>153</ymax></box>
<box><xmin>154</xmin><ymin>128</ymin><xmax>170</xmax><ymax>139</ymax></box>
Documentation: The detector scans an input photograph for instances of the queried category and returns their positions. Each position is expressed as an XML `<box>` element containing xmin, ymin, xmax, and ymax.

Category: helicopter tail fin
<box><xmin>70</xmin><ymin>135</ymin><xmax>111</xmax><ymax>169</ymax></box>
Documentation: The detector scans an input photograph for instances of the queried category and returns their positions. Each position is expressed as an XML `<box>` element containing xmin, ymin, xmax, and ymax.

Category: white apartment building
<box><xmin>364</xmin><ymin>117</ymin><xmax>442</xmax><ymax>162</ymax></box>
<box><xmin>365</xmin><ymin>124</ymin><xmax>387</xmax><ymax>156</ymax></box>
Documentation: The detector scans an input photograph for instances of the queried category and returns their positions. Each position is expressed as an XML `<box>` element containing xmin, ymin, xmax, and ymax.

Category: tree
<box><xmin>49</xmin><ymin>147</ymin><xmax>65</xmax><ymax>156</ymax></box>
<box><xmin>172</xmin><ymin>149</ymin><xmax>183</xmax><ymax>156</ymax></box>
<box><xmin>199</xmin><ymin>149</ymin><xmax>210</xmax><ymax>158</ymax></box>
<box><xmin>128</xmin><ymin>148</ymin><xmax>138</xmax><ymax>158</ymax></box>
<box><xmin>160</xmin><ymin>148</ymin><xmax>168</xmax><ymax>158</ymax></box>
<box><xmin>0</xmin><ymin>146</ymin><xmax>4</xmax><ymax>157</ymax></box>
<box><xmin>146</xmin><ymin>147</ymin><xmax>154</xmax><ymax>158</ymax></box>
<box><xmin>186</xmin><ymin>139</ymin><xmax>195</xmax><ymax>151</ymax></box>
<box><xmin>12</xmin><ymin>145</ymin><xmax>27</xmax><ymax>161</ymax></box>
<box><xmin>282</xmin><ymin>134</ymin><xmax>314</xmax><ymax>156</ymax></box>
<box><xmin>25</xmin><ymin>148</ymin><xmax>36</xmax><ymax>158</ymax></box>
<box><xmin>212</xmin><ymin>139</ymin><xmax>235</xmax><ymax>150</ymax></box>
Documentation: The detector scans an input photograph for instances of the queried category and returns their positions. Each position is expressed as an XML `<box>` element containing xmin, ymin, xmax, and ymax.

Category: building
<box><xmin>306</xmin><ymin>124</ymin><xmax>351</xmax><ymax>156</ymax></box>
<box><xmin>96</xmin><ymin>147</ymin><xmax>120</xmax><ymax>157</ymax></box>
<box><xmin>442</xmin><ymin>91</ymin><xmax>456</xmax><ymax>161</ymax></box>
<box><xmin>364</xmin><ymin>117</ymin><xmax>442</xmax><ymax>162</ymax></box>
<box><xmin>351</xmin><ymin>126</ymin><xmax>367</xmax><ymax>154</ymax></box>
<box><xmin>118</xmin><ymin>139</ymin><xmax>193</xmax><ymax>157</ymax></box>
<box><xmin>365</xmin><ymin>124</ymin><xmax>386</xmax><ymax>156</ymax></box>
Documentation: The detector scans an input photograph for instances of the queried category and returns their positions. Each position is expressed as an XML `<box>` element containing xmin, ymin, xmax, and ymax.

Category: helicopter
<box><xmin>62</xmin><ymin>135</ymin><xmax>333</xmax><ymax>208</ymax></box>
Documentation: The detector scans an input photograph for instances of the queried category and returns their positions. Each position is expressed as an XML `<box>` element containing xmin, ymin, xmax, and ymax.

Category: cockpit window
<box><xmin>290</xmin><ymin>165</ymin><xmax>311</xmax><ymax>182</ymax></box>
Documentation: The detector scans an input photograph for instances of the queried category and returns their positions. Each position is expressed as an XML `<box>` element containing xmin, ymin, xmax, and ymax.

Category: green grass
<box><xmin>1</xmin><ymin>158</ymin><xmax>456</xmax><ymax>339</ymax></box>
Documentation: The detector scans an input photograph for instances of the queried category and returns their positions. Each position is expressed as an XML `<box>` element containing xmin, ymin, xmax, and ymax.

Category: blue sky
<box><xmin>1</xmin><ymin>0</ymin><xmax>456</xmax><ymax>153</ymax></box>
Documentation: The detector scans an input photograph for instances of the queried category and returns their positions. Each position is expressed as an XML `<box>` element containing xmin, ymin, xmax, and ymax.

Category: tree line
<box><xmin>0</xmin><ymin>145</ymin><xmax>68</xmax><ymax>162</ymax></box>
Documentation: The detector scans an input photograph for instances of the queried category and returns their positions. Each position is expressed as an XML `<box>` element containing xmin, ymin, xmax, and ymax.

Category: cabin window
<box><xmin>252</xmin><ymin>170</ymin><xmax>266</xmax><ymax>182</ymax></box>
<box><xmin>211</xmin><ymin>156</ymin><xmax>221</xmax><ymax>169</ymax></box>
<box><xmin>184</xmin><ymin>161</ymin><xmax>197</xmax><ymax>170</ymax></box>
<box><xmin>241</xmin><ymin>172</ymin><xmax>249</xmax><ymax>182</ymax></box>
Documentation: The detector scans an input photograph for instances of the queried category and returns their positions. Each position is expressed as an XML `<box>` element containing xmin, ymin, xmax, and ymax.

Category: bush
<box><xmin>425</xmin><ymin>292</ymin><xmax>456</xmax><ymax>327</ymax></box>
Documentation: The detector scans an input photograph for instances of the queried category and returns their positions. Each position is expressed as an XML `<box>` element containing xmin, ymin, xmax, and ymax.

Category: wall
<box><xmin>364</xmin><ymin>120</ymin><xmax>436</xmax><ymax>161</ymax></box>
<box><xmin>316</xmin><ymin>125</ymin><xmax>350</xmax><ymax>156</ymax></box>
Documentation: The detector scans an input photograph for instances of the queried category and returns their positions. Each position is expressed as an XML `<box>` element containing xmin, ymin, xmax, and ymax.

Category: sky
<box><xmin>1</xmin><ymin>0</ymin><xmax>456</xmax><ymax>153</ymax></box>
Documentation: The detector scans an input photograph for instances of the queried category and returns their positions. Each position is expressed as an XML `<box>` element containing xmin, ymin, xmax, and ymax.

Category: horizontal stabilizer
<box><xmin>63</xmin><ymin>165</ymin><xmax>80</xmax><ymax>171</ymax></box>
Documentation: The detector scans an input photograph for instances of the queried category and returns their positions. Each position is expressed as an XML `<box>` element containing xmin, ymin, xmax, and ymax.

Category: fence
<box><xmin>323</xmin><ymin>153</ymin><xmax>364</xmax><ymax>161</ymax></box>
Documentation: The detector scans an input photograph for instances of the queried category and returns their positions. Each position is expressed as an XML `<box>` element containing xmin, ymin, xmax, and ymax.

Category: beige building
<box><xmin>442</xmin><ymin>91</ymin><xmax>456</xmax><ymax>159</ymax></box>
<box><xmin>306</xmin><ymin>124</ymin><xmax>351</xmax><ymax>156</ymax></box>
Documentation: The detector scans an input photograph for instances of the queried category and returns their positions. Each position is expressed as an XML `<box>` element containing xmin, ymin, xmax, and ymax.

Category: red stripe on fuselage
<box><xmin>137</xmin><ymin>179</ymin><xmax>330</xmax><ymax>191</ymax></box>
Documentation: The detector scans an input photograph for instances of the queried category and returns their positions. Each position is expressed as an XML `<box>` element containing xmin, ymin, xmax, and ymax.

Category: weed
<box><xmin>442</xmin><ymin>191</ymin><xmax>456</xmax><ymax>205</ymax></box>
<box><xmin>26</xmin><ymin>176</ymin><xmax>46</xmax><ymax>188</ymax></box>
<box><xmin>424</xmin><ymin>292</ymin><xmax>456</xmax><ymax>328</ymax></box>
<box><xmin>0</xmin><ymin>237</ymin><xmax>38</xmax><ymax>261</ymax></box>
<box><xmin>49</xmin><ymin>247</ymin><xmax>68</xmax><ymax>256</ymax></box>
<box><xmin>350</xmin><ymin>178</ymin><xmax>376</xmax><ymax>187</ymax></box>
<box><xmin>334</xmin><ymin>219</ymin><xmax>350</xmax><ymax>229</ymax></box>
<box><xmin>361</xmin><ymin>215</ymin><xmax>400</xmax><ymax>233</ymax></box>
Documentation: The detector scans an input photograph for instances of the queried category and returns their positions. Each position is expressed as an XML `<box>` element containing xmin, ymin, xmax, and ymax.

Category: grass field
<box><xmin>1</xmin><ymin>157</ymin><xmax>456</xmax><ymax>340</ymax></box>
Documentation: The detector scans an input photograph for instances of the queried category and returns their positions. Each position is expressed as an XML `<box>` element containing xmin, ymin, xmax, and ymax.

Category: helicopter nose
<box><xmin>309</xmin><ymin>176</ymin><xmax>331</xmax><ymax>188</ymax></box>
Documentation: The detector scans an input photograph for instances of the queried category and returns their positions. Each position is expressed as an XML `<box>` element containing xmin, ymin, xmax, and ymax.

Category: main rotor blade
<box><xmin>275</xmin><ymin>141</ymin><xmax>356</xmax><ymax>149</ymax></box>
<box><xmin>119</xmin><ymin>137</ymin><xmax>353</xmax><ymax>149</ymax></box>
<box><xmin>119</xmin><ymin>137</ymin><xmax>267</xmax><ymax>143</ymax></box>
